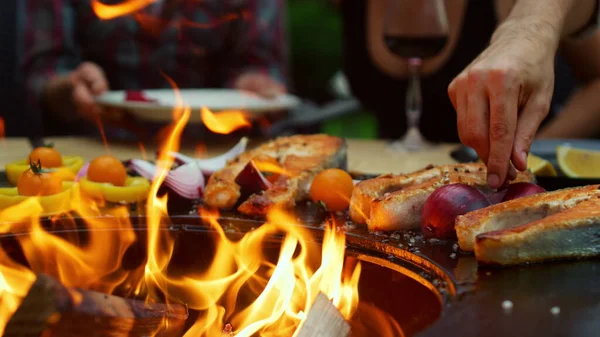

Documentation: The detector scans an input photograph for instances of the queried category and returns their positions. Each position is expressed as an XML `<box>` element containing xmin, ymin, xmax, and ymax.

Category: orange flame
<box><xmin>251</xmin><ymin>156</ymin><xmax>290</xmax><ymax>176</ymax></box>
<box><xmin>195</xmin><ymin>143</ymin><xmax>208</xmax><ymax>158</ymax></box>
<box><xmin>93</xmin><ymin>113</ymin><xmax>111</xmax><ymax>154</ymax></box>
<box><xmin>138</xmin><ymin>142</ymin><xmax>148</xmax><ymax>161</ymax></box>
<box><xmin>201</xmin><ymin>107</ymin><xmax>251</xmax><ymax>135</ymax></box>
<box><xmin>91</xmin><ymin>0</ymin><xmax>157</xmax><ymax>20</ymax></box>
<box><xmin>134</xmin><ymin>11</ymin><xmax>250</xmax><ymax>38</ymax></box>
<box><xmin>0</xmin><ymin>74</ymin><xmax>366</xmax><ymax>335</ymax></box>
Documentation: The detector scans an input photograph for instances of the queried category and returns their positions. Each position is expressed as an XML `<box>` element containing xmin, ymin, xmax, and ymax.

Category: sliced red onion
<box><xmin>128</xmin><ymin>159</ymin><xmax>204</xmax><ymax>199</ymax></box>
<box><xmin>235</xmin><ymin>160</ymin><xmax>272</xmax><ymax>200</ymax></box>
<box><xmin>75</xmin><ymin>162</ymin><xmax>90</xmax><ymax>182</ymax></box>
<box><xmin>167</xmin><ymin>137</ymin><xmax>248</xmax><ymax>174</ymax></box>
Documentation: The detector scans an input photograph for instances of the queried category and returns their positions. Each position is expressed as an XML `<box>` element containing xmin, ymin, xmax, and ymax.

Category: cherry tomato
<box><xmin>87</xmin><ymin>155</ymin><xmax>127</xmax><ymax>187</ymax></box>
<box><xmin>309</xmin><ymin>169</ymin><xmax>354</xmax><ymax>212</ymax></box>
<box><xmin>17</xmin><ymin>170</ymin><xmax>63</xmax><ymax>196</ymax></box>
<box><xmin>28</xmin><ymin>147</ymin><xmax>62</xmax><ymax>168</ymax></box>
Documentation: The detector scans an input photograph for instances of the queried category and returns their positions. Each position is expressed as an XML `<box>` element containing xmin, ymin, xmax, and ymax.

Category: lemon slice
<box><xmin>527</xmin><ymin>154</ymin><xmax>557</xmax><ymax>177</ymax></box>
<box><xmin>556</xmin><ymin>145</ymin><xmax>600</xmax><ymax>178</ymax></box>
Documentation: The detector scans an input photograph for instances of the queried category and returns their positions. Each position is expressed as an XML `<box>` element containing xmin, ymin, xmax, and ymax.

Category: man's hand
<box><xmin>70</xmin><ymin>62</ymin><xmax>109</xmax><ymax>120</ymax></box>
<box><xmin>44</xmin><ymin>61</ymin><xmax>109</xmax><ymax>122</ymax></box>
<box><xmin>233</xmin><ymin>72</ymin><xmax>286</xmax><ymax>98</ymax></box>
<box><xmin>448</xmin><ymin>19</ymin><xmax>558</xmax><ymax>188</ymax></box>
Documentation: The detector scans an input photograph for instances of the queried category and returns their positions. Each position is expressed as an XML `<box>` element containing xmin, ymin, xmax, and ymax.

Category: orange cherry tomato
<box><xmin>87</xmin><ymin>155</ymin><xmax>127</xmax><ymax>187</ymax></box>
<box><xmin>28</xmin><ymin>147</ymin><xmax>62</xmax><ymax>168</ymax></box>
<box><xmin>309</xmin><ymin>169</ymin><xmax>354</xmax><ymax>212</ymax></box>
<box><xmin>17</xmin><ymin>170</ymin><xmax>63</xmax><ymax>196</ymax></box>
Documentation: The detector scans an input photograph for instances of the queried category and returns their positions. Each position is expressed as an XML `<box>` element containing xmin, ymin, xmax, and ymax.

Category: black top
<box><xmin>341</xmin><ymin>0</ymin><xmax>575</xmax><ymax>142</ymax></box>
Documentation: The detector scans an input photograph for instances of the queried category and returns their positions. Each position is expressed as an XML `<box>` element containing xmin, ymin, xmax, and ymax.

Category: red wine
<box><xmin>384</xmin><ymin>35</ymin><xmax>448</xmax><ymax>59</ymax></box>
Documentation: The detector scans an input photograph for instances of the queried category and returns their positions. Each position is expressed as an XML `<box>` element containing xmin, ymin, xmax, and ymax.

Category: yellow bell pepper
<box><xmin>0</xmin><ymin>181</ymin><xmax>75</xmax><ymax>216</ymax></box>
<box><xmin>5</xmin><ymin>156</ymin><xmax>84</xmax><ymax>186</ymax></box>
<box><xmin>79</xmin><ymin>176</ymin><xmax>150</xmax><ymax>203</ymax></box>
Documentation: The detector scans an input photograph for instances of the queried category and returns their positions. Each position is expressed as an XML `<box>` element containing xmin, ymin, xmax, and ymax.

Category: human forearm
<box><xmin>536</xmin><ymin>80</ymin><xmax>600</xmax><ymax>139</ymax></box>
<box><xmin>494</xmin><ymin>0</ymin><xmax>596</xmax><ymax>47</ymax></box>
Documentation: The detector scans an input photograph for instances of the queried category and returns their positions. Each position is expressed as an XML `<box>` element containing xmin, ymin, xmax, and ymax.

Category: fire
<box><xmin>195</xmin><ymin>143</ymin><xmax>208</xmax><ymax>158</ymax></box>
<box><xmin>0</xmin><ymin>67</ymin><xmax>363</xmax><ymax>337</ymax></box>
<box><xmin>92</xmin><ymin>0</ymin><xmax>157</xmax><ymax>20</ymax></box>
<box><xmin>201</xmin><ymin>107</ymin><xmax>251</xmax><ymax>135</ymax></box>
<box><xmin>252</xmin><ymin>156</ymin><xmax>290</xmax><ymax>176</ymax></box>
<box><xmin>175</xmin><ymin>208</ymin><xmax>361</xmax><ymax>337</ymax></box>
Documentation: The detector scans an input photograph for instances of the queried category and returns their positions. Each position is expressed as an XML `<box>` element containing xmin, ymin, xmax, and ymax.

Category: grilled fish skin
<box><xmin>204</xmin><ymin>134</ymin><xmax>347</xmax><ymax>215</ymax></box>
<box><xmin>456</xmin><ymin>185</ymin><xmax>600</xmax><ymax>252</ymax></box>
<box><xmin>350</xmin><ymin>163</ymin><xmax>487</xmax><ymax>225</ymax></box>
<box><xmin>474</xmin><ymin>196</ymin><xmax>600</xmax><ymax>266</ymax></box>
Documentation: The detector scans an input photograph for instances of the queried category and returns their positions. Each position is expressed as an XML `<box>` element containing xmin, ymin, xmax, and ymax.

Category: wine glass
<box><xmin>383</xmin><ymin>0</ymin><xmax>449</xmax><ymax>152</ymax></box>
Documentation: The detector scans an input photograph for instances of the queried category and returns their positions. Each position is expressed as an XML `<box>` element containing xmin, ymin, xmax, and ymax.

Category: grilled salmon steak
<box><xmin>350</xmin><ymin>163</ymin><xmax>535</xmax><ymax>231</ymax></box>
<box><xmin>474</xmin><ymin>195</ymin><xmax>600</xmax><ymax>266</ymax></box>
<box><xmin>455</xmin><ymin>184</ymin><xmax>600</xmax><ymax>252</ymax></box>
<box><xmin>204</xmin><ymin>134</ymin><xmax>347</xmax><ymax>216</ymax></box>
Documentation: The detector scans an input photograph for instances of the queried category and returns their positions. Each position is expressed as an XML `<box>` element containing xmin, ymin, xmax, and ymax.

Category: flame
<box><xmin>138</xmin><ymin>142</ymin><xmax>148</xmax><ymax>161</ymax></box>
<box><xmin>174</xmin><ymin>207</ymin><xmax>361</xmax><ymax>337</ymax></box>
<box><xmin>200</xmin><ymin>107</ymin><xmax>251</xmax><ymax>135</ymax></box>
<box><xmin>195</xmin><ymin>143</ymin><xmax>208</xmax><ymax>158</ymax></box>
<box><xmin>93</xmin><ymin>113</ymin><xmax>111</xmax><ymax>154</ymax></box>
<box><xmin>252</xmin><ymin>156</ymin><xmax>290</xmax><ymax>176</ymax></box>
<box><xmin>0</xmin><ymin>74</ymin><xmax>364</xmax><ymax>335</ymax></box>
<box><xmin>134</xmin><ymin>11</ymin><xmax>250</xmax><ymax>38</ymax></box>
<box><xmin>92</xmin><ymin>0</ymin><xmax>157</xmax><ymax>20</ymax></box>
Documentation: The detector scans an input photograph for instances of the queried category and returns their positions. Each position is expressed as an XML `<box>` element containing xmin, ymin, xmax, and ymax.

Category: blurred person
<box><xmin>17</xmin><ymin>0</ymin><xmax>287</xmax><ymax>139</ymax></box>
<box><xmin>341</xmin><ymin>0</ymin><xmax>600</xmax><ymax>188</ymax></box>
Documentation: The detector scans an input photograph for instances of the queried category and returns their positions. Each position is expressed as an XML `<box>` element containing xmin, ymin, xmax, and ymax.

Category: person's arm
<box><xmin>448</xmin><ymin>0</ymin><xmax>599</xmax><ymax>189</ymax></box>
<box><xmin>496</xmin><ymin>0</ymin><xmax>597</xmax><ymax>40</ymax></box>
<box><xmin>226</xmin><ymin>0</ymin><xmax>288</xmax><ymax>97</ymax></box>
<box><xmin>18</xmin><ymin>0</ymin><xmax>109</xmax><ymax>124</ymax></box>
<box><xmin>18</xmin><ymin>0</ymin><xmax>80</xmax><ymax>121</ymax></box>
<box><xmin>536</xmin><ymin>31</ymin><xmax>600</xmax><ymax>139</ymax></box>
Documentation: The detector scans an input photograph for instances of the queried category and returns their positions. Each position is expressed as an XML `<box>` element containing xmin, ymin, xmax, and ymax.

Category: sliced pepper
<box><xmin>79</xmin><ymin>176</ymin><xmax>150</xmax><ymax>203</ymax></box>
<box><xmin>0</xmin><ymin>181</ymin><xmax>75</xmax><ymax>216</ymax></box>
<box><xmin>5</xmin><ymin>156</ymin><xmax>84</xmax><ymax>186</ymax></box>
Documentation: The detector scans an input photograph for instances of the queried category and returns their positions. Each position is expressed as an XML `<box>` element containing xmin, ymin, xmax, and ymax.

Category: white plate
<box><xmin>95</xmin><ymin>88</ymin><xmax>301</xmax><ymax>123</ymax></box>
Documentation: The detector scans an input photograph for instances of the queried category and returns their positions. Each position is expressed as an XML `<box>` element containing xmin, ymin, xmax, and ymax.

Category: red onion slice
<box><xmin>235</xmin><ymin>160</ymin><xmax>272</xmax><ymax>200</ymax></box>
<box><xmin>167</xmin><ymin>137</ymin><xmax>248</xmax><ymax>174</ymax></box>
<box><xmin>128</xmin><ymin>159</ymin><xmax>204</xmax><ymax>199</ymax></box>
<box><xmin>75</xmin><ymin>162</ymin><xmax>90</xmax><ymax>182</ymax></box>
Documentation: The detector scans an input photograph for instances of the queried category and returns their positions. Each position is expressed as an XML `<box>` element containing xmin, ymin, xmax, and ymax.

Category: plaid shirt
<box><xmin>17</xmin><ymin>0</ymin><xmax>287</xmax><ymax>133</ymax></box>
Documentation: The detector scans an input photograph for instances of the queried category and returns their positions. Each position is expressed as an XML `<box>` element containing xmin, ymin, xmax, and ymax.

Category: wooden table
<box><xmin>0</xmin><ymin>137</ymin><xmax>460</xmax><ymax>175</ymax></box>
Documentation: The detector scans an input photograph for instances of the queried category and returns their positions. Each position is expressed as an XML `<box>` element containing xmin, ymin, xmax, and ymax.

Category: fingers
<box><xmin>70</xmin><ymin>62</ymin><xmax>108</xmax><ymax>121</ymax></box>
<box><xmin>452</xmin><ymin>70</ymin><xmax>491</xmax><ymax>166</ymax></box>
<box><xmin>486</xmin><ymin>71</ymin><xmax>519</xmax><ymax>189</ymax></box>
<box><xmin>74</xmin><ymin>62</ymin><xmax>109</xmax><ymax>95</ymax></box>
<box><xmin>465</xmin><ymin>73</ymin><xmax>491</xmax><ymax>166</ymax></box>
<box><xmin>511</xmin><ymin>94</ymin><xmax>551</xmax><ymax>171</ymax></box>
<box><xmin>235</xmin><ymin>73</ymin><xmax>286</xmax><ymax>98</ymax></box>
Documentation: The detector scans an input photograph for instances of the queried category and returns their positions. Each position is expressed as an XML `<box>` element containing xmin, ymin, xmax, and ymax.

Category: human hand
<box><xmin>69</xmin><ymin>62</ymin><xmax>109</xmax><ymax>120</ymax></box>
<box><xmin>233</xmin><ymin>72</ymin><xmax>286</xmax><ymax>99</ymax></box>
<box><xmin>448</xmin><ymin>20</ymin><xmax>558</xmax><ymax>189</ymax></box>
